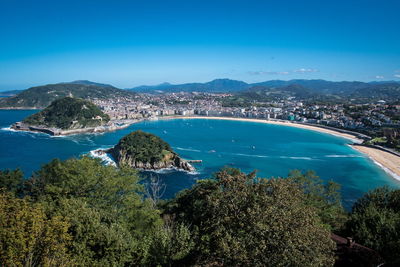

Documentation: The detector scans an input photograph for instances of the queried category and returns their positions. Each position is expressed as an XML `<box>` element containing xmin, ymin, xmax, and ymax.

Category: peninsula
<box><xmin>11</xmin><ymin>97</ymin><xmax>136</xmax><ymax>136</ymax></box>
<box><xmin>106</xmin><ymin>130</ymin><xmax>195</xmax><ymax>172</ymax></box>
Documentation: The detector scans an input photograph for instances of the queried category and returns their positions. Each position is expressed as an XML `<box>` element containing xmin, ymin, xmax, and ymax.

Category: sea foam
<box><xmin>88</xmin><ymin>148</ymin><xmax>117</xmax><ymax>166</ymax></box>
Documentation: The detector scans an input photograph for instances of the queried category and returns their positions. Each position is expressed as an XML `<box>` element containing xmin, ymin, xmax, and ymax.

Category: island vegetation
<box><xmin>1</xmin><ymin>156</ymin><xmax>398</xmax><ymax>266</ymax></box>
<box><xmin>109</xmin><ymin>130</ymin><xmax>195</xmax><ymax>171</ymax></box>
<box><xmin>21</xmin><ymin>97</ymin><xmax>110</xmax><ymax>130</ymax></box>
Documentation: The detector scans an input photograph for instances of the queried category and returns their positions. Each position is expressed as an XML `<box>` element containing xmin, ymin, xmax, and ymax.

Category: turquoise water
<box><xmin>1</xmin><ymin>110</ymin><xmax>399</xmax><ymax>209</ymax></box>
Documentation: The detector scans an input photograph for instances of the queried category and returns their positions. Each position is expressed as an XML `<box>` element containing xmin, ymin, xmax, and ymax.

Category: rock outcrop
<box><xmin>108</xmin><ymin>130</ymin><xmax>195</xmax><ymax>172</ymax></box>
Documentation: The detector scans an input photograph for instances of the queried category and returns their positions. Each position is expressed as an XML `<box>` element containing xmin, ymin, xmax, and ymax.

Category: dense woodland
<box><xmin>23</xmin><ymin>97</ymin><xmax>110</xmax><ymax>129</ymax></box>
<box><xmin>113</xmin><ymin>130</ymin><xmax>173</xmax><ymax>164</ymax></box>
<box><xmin>1</xmin><ymin>156</ymin><xmax>399</xmax><ymax>266</ymax></box>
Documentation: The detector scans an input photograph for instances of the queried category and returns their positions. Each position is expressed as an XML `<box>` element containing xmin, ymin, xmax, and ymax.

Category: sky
<box><xmin>0</xmin><ymin>0</ymin><xmax>399</xmax><ymax>90</ymax></box>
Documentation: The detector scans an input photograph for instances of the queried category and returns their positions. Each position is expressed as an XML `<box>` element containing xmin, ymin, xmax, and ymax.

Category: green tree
<box><xmin>345</xmin><ymin>187</ymin><xmax>400</xmax><ymax>265</ymax></box>
<box><xmin>147</xmin><ymin>215</ymin><xmax>194</xmax><ymax>266</ymax></box>
<box><xmin>0</xmin><ymin>169</ymin><xmax>23</xmax><ymax>195</ymax></box>
<box><xmin>0</xmin><ymin>191</ymin><xmax>72</xmax><ymax>267</ymax></box>
<box><xmin>165</xmin><ymin>168</ymin><xmax>336</xmax><ymax>266</ymax></box>
<box><xmin>24</xmin><ymin>157</ymin><xmax>163</xmax><ymax>266</ymax></box>
<box><xmin>288</xmin><ymin>170</ymin><xmax>347</xmax><ymax>231</ymax></box>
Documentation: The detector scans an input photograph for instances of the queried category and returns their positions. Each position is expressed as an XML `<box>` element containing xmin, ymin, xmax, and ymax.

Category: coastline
<box><xmin>10</xmin><ymin>119</ymin><xmax>140</xmax><ymax>136</ymax></box>
<box><xmin>89</xmin><ymin>148</ymin><xmax>197</xmax><ymax>174</ymax></box>
<box><xmin>157</xmin><ymin>115</ymin><xmax>400</xmax><ymax>181</ymax></box>
<box><xmin>351</xmin><ymin>144</ymin><xmax>400</xmax><ymax>180</ymax></box>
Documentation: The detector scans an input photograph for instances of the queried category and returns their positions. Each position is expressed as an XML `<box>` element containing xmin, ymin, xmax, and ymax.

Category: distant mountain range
<box><xmin>0</xmin><ymin>81</ymin><xmax>134</xmax><ymax>108</ymax></box>
<box><xmin>1</xmin><ymin>79</ymin><xmax>399</xmax><ymax>108</ymax></box>
<box><xmin>129</xmin><ymin>78</ymin><xmax>400</xmax><ymax>95</ymax></box>
<box><xmin>129</xmin><ymin>79</ymin><xmax>250</xmax><ymax>93</ymax></box>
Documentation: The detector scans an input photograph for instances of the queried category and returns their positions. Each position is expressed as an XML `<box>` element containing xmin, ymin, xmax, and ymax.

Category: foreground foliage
<box><xmin>164</xmin><ymin>168</ymin><xmax>336</xmax><ymax>266</ymax></box>
<box><xmin>344</xmin><ymin>187</ymin><xmax>400</xmax><ymax>265</ymax></box>
<box><xmin>0</xmin><ymin>192</ymin><xmax>72</xmax><ymax>266</ymax></box>
<box><xmin>2</xmin><ymin>156</ymin><xmax>397</xmax><ymax>266</ymax></box>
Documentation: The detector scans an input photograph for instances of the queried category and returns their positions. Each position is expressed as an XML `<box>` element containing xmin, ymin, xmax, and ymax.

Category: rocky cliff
<box><xmin>108</xmin><ymin>131</ymin><xmax>195</xmax><ymax>172</ymax></box>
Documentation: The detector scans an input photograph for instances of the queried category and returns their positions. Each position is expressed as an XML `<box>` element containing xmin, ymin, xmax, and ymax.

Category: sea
<box><xmin>1</xmin><ymin>109</ymin><xmax>399</xmax><ymax>209</ymax></box>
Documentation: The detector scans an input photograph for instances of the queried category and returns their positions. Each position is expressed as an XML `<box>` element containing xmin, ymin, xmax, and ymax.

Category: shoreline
<box><xmin>89</xmin><ymin>148</ymin><xmax>198</xmax><ymax>174</ymax></box>
<box><xmin>351</xmin><ymin>144</ymin><xmax>400</xmax><ymax>181</ymax></box>
<box><xmin>157</xmin><ymin>115</ymin><xmax>400</xmax><ymax>181</ymax></box>
<box><xmin>9</xmin><ymin>119</ymin><xmax>140</xmax><ymax>136</ymax></box>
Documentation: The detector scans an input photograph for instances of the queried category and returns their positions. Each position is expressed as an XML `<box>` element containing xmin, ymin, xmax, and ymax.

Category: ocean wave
<box><xmin>279</xmin><ymin>156</ymin><xmax>315</xmax><ymax>160</ymax></box>
<box><xmin>232</xmin><ymin>153</ymin><xmax>269</xmax><ymax>158</ymax></box>
<box><xmin>63</xmin><ymin>136</ymin><xmax>96</xmax><ymax>146</ymax></box>
<box><xmin>88</xmin><ymin>148</ymin><xmax>117</xmax><ymax>166</ymax></box>
<box><xmin>174</xmin><ymin>147</ymin><xmax>201</xmax><ymax>153</ymax></box>
<box><xmin>0</xmin><ymin>126</ymin><xmax>49</xmax><ymax>138</ymax></box>
<box><xmin>0</xmin><ymin>126</ymin><xmax>15</xmax><ymax>132</ymax></box>
<box><xmin>142</xmin><ymin>167</ymin><xmax>200</xmax><ymax>175</ymax></box>
<box><xmin>364</xmin><ymin>156</ymin><xmax>400</xmax><ymax>182</ymax></box>
<box><xmin>325</xmin><ymin>154</ymin><xmax>362</xmax><ymax>158</ymax></box>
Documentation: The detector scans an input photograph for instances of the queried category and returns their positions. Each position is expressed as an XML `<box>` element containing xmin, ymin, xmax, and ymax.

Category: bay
<box><xmin>1</xmin><ymin>109</ymin><xmax>399</xmax><ymax>209</ymax></box>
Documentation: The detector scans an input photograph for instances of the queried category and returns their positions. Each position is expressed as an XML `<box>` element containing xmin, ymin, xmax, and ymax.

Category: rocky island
<box><xmin>106</xmin><ymin>130</ymin><xmax>195</xmax><ymax>172</ymax></box>
<box><xmin>11</xmin><ymin>97</ymin><xmax>135</xmax><ymax>136</ymax></box>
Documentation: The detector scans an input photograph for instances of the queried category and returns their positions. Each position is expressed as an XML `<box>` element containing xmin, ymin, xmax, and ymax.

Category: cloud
<box><xmin>248</xmin><ymin>68</ymin><xmax>318</xmax><ymax>76</ymax></box>
<box><xmin>375</xmin><ymin>75</ymin><xmax>384</xmax><ymax>79</ymax></box>
<box><xmin>293</xmin><ymin>68</ymin><xmax>319</xmax><ymax>73</ymax></box>
<box><xmin>395</xmin><ymin>70</ymin><xmax>400</xmax><ymax>73</ymax></box>
<box><xmin>248</xmin><ymin>71</ymin><xmax>290</xmax><ymax>75</ymax></box>
<box><xmin>394</xmin><ymin>74</ymin><xmax>400</xmax><ymax>78</ymax></box>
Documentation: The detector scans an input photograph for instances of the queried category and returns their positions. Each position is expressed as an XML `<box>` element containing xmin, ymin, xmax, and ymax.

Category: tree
<box><xmin>165</xmin><ymin>168</ymin><xmax>336</xmax><ymax>266</ymax></box>
<box><xmin>288</xmin><ymin>170</ymin><xmax>347</xmax><ymax>231</ymax></box>
<box><xmin>145</xmin><ymin>174</ymin><xmax>167</xmax><ymax>208</ymax></box>
<box><xmin>23</xmin><ymin>157</ymin><xmax>164</xmax><ymax>266</ymax></box>
<box><xmin>0</xmin><ymin>169</ymin><xmax>23</xmax><ymax>195</ymax></box>
<box><xmin>345</xmin><ymin>187</ymin><xmax>400</xmax><ymax>265</ymax></box>
<box><xmin>148</xmin><ymin>215</ymin><xmax>194</xmax><ymax>266</ymax></box>
<box><xmin>0</xmin><ymin>191</ymin><xmax>72</xmax><ymax>266</ymax></box>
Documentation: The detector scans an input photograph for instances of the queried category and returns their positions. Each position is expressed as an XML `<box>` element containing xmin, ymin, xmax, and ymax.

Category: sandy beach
<box><xmin>351</xmin><ymin>145</ymin><xmax>400</xmax><ymax>179</ymax></box>
<box><xmin>159</xmin><ymin>116</ymin><xmax>400</xmax><ymax>181</ymax></box>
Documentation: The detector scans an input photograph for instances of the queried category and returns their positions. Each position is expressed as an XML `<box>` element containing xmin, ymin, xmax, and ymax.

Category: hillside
<box><xmin>0</xmin><ymin>82</ymin><xmax>134</xmax><ymax>108</ymax></box>
<box><xmin>21</xmin><ymin>97</ymin><xmax>110</xmax><ymax>130</ymax></box>
<box><xmin>109</xmin><ymin>130</ymin><xmax>194</xmax><ymax>171</ymax></box>
<box><xmin>350</xmin><ymin>83</ymin><xmax>400</xmax><ymax>101</ymax></box>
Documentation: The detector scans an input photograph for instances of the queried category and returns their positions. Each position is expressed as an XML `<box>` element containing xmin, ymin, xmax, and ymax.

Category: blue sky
<box><xmin>0</xmin><ymin>0</ymin><xmax>399</xmax><ymax>90</ymax></box>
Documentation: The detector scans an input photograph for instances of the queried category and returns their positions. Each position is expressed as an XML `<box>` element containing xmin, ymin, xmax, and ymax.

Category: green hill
<box><xmin>0</xmin><ymin>82</ymin><xmax>134</xmax><ymax>108</ymax></box>
<box><xmin>109</xmin><ymin>130</ymin><xmax>194</xmax><ymax>171</ymax></box>
<box><xmin>22</xmin><ymin>97</ymin><xmax>110</xmax><ymax>130</ymax></box>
